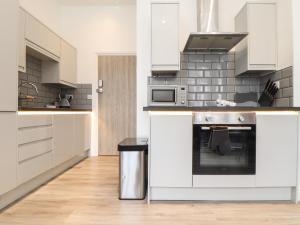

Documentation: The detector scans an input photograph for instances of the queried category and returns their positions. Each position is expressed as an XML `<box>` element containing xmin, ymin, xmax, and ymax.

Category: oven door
<box><xmin>193</xmin><ymin>125</ymin><xmax>256</xmax><ymax>175</ymax></box>
<box><xmin>149</xmin><ymin>86</ymin><xmax>177</xmax><ymax>106</ymax></box>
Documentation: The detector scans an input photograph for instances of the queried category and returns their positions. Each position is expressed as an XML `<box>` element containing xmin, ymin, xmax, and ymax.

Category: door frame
<box><xmin>96</xmin><ymin>52</ymin><xmax>137</xmax><ymax>156</ymax></box>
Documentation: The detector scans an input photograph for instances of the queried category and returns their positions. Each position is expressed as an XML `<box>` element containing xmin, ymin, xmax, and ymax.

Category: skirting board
<box><xmin>0</xmin><ymin>151</ymin><xmax>89</xmax><ymax>211</ymax></box>
<box><xmin>150</xmin><ymin>187</ymin><xmax>293</xmax><ymax>201</ymax></box>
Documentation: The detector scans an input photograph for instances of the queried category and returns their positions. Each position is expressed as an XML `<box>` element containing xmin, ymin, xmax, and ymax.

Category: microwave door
<box><xmin>151</xmin><ymin>89</ymin><xmax>176</xmax><ymax>105</ymax></box>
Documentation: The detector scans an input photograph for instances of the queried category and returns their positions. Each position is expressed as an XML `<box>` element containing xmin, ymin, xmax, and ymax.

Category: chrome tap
<box><xmin>18</xmin><ymin>81</ymin><xmax>39</xmax><ymax>97</ymax></box>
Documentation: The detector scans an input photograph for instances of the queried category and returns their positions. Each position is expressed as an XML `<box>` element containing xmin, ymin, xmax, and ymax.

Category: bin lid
<box><xmin>118</xmin><ymin>138</ymin><xmax>148</xmax><ymax>152</ymax></box>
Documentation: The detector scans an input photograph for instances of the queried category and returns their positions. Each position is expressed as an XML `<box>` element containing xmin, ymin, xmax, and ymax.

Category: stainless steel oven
<box><xmin>148</xmin><ymin>85</ymin><xmax>187</xmax><ymax>106</ymax></box>
<box><xmin>193</xmin><ymin>112</ymin><xmax>256</xmax><ymax>175</ymax></box>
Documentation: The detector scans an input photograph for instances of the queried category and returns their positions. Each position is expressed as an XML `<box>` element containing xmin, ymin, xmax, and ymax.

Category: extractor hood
<box><xmin>183</xmin><ymin>0</ymin><xmax>248</xmax><ymax>52</ymax></box>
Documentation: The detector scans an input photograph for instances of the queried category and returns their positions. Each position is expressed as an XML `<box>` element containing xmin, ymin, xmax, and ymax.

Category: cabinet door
<box><xmin>150</xmin><ymin>113</ymin><xmax>192</xmax><ymax>187</ymax></box>
<box><xmin>74</xmin><ymin>114</ymin><xmax>91</xmax><ymax>155</ymax></box>
<box><xmin>248</xmin><ymin>3</ymin><xmax>277</xmax><ymax>67</ymax></box>
<box><xmin>0</xmin><ymin>0</ymin><xmax>18</xmax><ymax>112</ymax></box>
<box><xmin>25</xmin><ymin>12</ymin><xmax>60</xmax><ymax>58</ymax></box>
<box><xmin>18</xmin><ymin>9</ymin><xmax>26</xmax><ymax>73</ymax></box>
<box><xmin>53</xmin><ymin>115</ymin><xmax>75</xmax><ymax>166</ymax></box>
<box><xmin>256</xmin><ymin>114</ymin><xmax>298</xmax><ymax>187</ymax></box>
<box><xmin>0</xmin><ymin>113</ymin><xmax>17</xmax><ymax>195</ymax></box>
<box><xmin>151</xmin><ymin>3</ymin><xmax>179</xmax><ymax>71</ymax></box>
<box><xmin>60</xmin><ymin>40</ymin><xmax>77</xmax><ymax>86</ymax></box>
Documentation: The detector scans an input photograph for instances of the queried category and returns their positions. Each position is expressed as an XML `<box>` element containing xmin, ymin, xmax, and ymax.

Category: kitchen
<box><xmin>1</xmin><ymin>0</ymin><xmax>300</xmax><ymax>224</ymax></box>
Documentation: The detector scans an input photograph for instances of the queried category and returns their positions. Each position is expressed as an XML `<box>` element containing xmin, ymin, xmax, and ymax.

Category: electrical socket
<box><xmin>275</xmin><ymin>81</ymin><xmax>280</xmax><ymax>89</ymax></box>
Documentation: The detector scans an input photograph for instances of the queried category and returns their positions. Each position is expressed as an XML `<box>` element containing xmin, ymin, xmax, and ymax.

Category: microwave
<box><xmin>148</xmin><ymin>85</ymin><xmax>188</xmax><ymax>106</ymax></box>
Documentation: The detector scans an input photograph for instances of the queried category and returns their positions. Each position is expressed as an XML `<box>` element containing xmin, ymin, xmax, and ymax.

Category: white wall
<box><xmin>60</xmin><ymin>4</ymin><xmax>136</xmax><ymax>156</ymax></box>
<box><xmin>19</xmin><ymin>0</ymin><xmax>61</xmax><ymax>34</ymax></box>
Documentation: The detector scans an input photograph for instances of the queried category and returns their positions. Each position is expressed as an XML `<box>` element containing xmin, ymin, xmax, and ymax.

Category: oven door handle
<box><xmin>201</xmin><ymin>126</ymin><xmax>253</xmax><ymax>130</ymax></box>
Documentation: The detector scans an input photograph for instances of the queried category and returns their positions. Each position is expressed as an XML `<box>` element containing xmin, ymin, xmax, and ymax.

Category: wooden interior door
<box><xmin>98</xmin><ymin>55</ymin><xmax>136</xmax><ymax>155</ymax></box>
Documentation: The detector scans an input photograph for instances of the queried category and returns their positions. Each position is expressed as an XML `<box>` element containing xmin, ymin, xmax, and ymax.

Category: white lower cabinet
<box><xmin>256</xmin><ymin>114</ymin><xmax>298</xmax><ymax>187</ymax></box>
<box><xmin>17</xmin><ymin>115</ymin><xmax>54</xmax><ymax>185</ymax></box>
<box><xmin>0</xmin><ymin>113</ymin><xmax>17</xmax><ymax>195</ymax></box>
<box><xmin>53</xmin><ymin>115</ymin><xmax>75</xmax><ymax>167</ymax></box>
<box><xmin>16</xmin><ymin>114</ymin><xmax>91</xmax><ymax>185</ymax></box>
<box><xmin>150</xmin><ymin>113</ymin><xmax>193</xmax><ymax>188</ymax></box>
<box><xmin>74</xmin><ymin>114</ymin><xmax>91</xmax><ymax>155</ymax></box>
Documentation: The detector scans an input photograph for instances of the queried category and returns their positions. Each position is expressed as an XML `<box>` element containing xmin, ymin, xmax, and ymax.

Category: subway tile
<box><xmin>280</xmin><ymin>78</ymin><xmax>290</xmax><ymax>89</ymax></box>
<box><xmin>226</xmin><ymin>93</ymin><xmax>235</xmax><ymax>101</ymax></box>
<box><xmin>188</xmin><ymin>93</ymin><xmax>196</xmax><ymax>101</ymax></box>
<box><xmin>274</xmin><ymin>98</ymin><xmax>290</xmax><ymax>107</ymax></box>
<box><xmin>204</xmin><ymin>101</ymin><xmax>217</xmax><ymax>106</ymax></box>
<box><xmin>189</xmin><ymin>70</ymin><xmax>204</xmax><ymax>77</ymax></box>
<box><xmin>188</xmin><ymin>86</ymin><xmax>203</xmax><ymax>92</ymax></box>
<box><xmin>181</xmin><ymin>54</ymin><xmax>189</xmax><ymax>62</ymax></box>
<box><xmin>189</xmin><ymin>54</ymin><xmax>204</xmax><ymax>62</ymax></box>
<box><xmin>189</xmin><ymin>101</ymin><xmax>204</xmax><ymax>107</ymax></box>
<box><xmin>219</xmin><ymin>86</ymin><xmax>235</xmax><ymax>93</ymax></box>
<box><xmin>196</xmin><ymin>78</ymin><xmax>211</xmax><ymax>85</ymax></box>
<box><xmin>219</xmin><ymin>70</ymin><xmax>235</xmax><ymax>77</ymax></box>
<box><xmin>227</xmin><ymin>78</ymin><xmax>236</xmax><ymax>85</ymax></box>
<box><xmin>281</xmin><ymin>67</ymin><xmax>293</xmax><ymax>78</ymax></box>
<box><xmin>178</xmin><ymin>70</ymin><xmax>188</xmax><ymax>77</ymax></box>
<box><xmin>220</xmin><ymin>54</ymin><xmax>235</xmax><ymax>62</ymax></box>
<box><xmin>196</xmin><ymin>63</ymin><xmax>211</xmax><ymax>70</ymax></box>
<box><xmin>196</xmin><ymin>93</ymin><xmax>212</xmax><ymax>101</ymax></box>
<box><xmin>212</xmin><ymin>78</ymin><xmax>226</xmax><ymax>85</ymax></box>
<box><xmin>204</xmin><ymin>70</ymin><xmax>219</xmax><ymax>78</ymax></box>
<box><xmin>282</xmin><ymin>87</ymin><xmax>293</xmax><ymax>98</ymax></box>
<box><xmin>187</xmin><ymin>78</ymin><xmax>197</xmax><ymax>85</ymax></box>
<box><xmin>212</xmin><ymin>93</ymin><xmax>226</xmax><ymax>100</ymax></box>
<box><xmin>204</xmin><ymin>55</ymin><xmax>220</xmax><ymax>62</ymax></box>
<box><xmin>204</xmin><ymin>86</ymin><xmax>219</xmax><ymax>92</ymax></box>
<box><xmin>226</xmin><ymin>62</ymin><xmax>235</xmax><ymax>70</ymax></box>
<box><xmin>212</xmin><ymin>62</ymin><xmax>227</xmax><ymax>70</ymax></box>
<box><xmin>235</xmin><ymin>86</ymin><xmax>250</xmax><ymax>93</ymax></box>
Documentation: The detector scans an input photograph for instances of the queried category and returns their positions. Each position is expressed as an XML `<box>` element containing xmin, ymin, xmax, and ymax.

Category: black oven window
<box><xmin>193</xmin><ymin>125</ymin><xmax>256</xmax><ymax>175</ymax></box>
<box><xmin>152</xmin><ymin>90</ymin><xmax>175</xmax><ymax>103</ymax></box>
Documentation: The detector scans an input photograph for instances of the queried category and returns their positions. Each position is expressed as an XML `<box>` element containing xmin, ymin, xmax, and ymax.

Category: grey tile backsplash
<box><xmin>18</xmin><ymin>55</ymin><xmax>92</xmax><ymax>109</ymax></box>
<box><xmin>260</xmin><ymin>67</ymin><xmax>293</xmax><ymax>107</ymax></box>
<box><xmin>148</xmin><ymin>52</ymin><xmax>293</xmax><ymax>107</ymax></box>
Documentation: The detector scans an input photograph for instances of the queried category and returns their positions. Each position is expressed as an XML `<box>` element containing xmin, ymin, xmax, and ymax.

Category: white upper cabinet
<box><xmin>60</xmin><ymin>40</ymin><xmax>77</xmax><ymax>86</ymax></box>
<box><xmin>151</xmin><ymin>2</ymin><xmax>180</xmax><ymax>72</ymax></box>
<box><xmin>41</xmin><ymin>40</ymin><xmax>77</xmax><ymax>88</ymax></box>
<box><xmin>0</xmin><ymin>0</ymin><xmax>18</xmax><ymax>112</ymax></box>
<box><xmin>256</xmin><ymin>114</ymin><xmax>298</xmax><ymax>187</ymax></box>
<box><xmin>18</xmin><ymin>8</ymin><xmax>26</xmax><ymax>73</ymax></box>
<box><xmin>235</xmin><ymin>2</ymin><xmax>277</xmax><ymax>76</ymax></box>
<box><xmin>25</xmin><ymin>11</ymin><xmax>61</xmax><ymax>61</ymax></box>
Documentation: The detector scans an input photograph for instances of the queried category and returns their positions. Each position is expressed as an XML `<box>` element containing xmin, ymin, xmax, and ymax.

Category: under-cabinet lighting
<box><xmin>18</xmin><ymin>111</ymin><xmax>92</xmax><ymax>115</ymax></box>
<box><xmin>149</xmin><ymin>111</ymin><xmax>193</xmax><ymax>116</ymax></box>
<box><xmin>256</xmin><ymin>111</ymin><xmax>299</xmax><ymax>115</ymax></box>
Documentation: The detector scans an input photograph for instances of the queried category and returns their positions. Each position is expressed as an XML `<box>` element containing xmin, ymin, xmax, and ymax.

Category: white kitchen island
<box><xmin>145</xmin><ymin>107</ymin><xmax>300</xmax><ymax>203</ymax></box>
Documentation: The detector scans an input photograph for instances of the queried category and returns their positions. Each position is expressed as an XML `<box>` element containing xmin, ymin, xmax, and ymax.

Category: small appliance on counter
<box><xmin>58</xmin><ymin>94</ymin><xmax>73</xmax><ymax>108</ymax></box>
<box><xmin>148</xmin><ymin>85</ymin><xmax>187</xmax><ymax>107</ymax></box>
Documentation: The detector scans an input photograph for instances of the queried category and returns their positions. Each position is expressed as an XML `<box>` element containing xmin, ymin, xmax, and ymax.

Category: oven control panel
<box><xmin>193</xmin><ymin>112</ymin><xmax>256</xmax><ymax>125</ymax></box>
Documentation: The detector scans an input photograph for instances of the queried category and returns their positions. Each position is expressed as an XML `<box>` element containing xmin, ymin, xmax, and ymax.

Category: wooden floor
<box><xmin>1</xmin><ymin>157</ymin><xmax>300</xmax><ymax>225</ymax></box>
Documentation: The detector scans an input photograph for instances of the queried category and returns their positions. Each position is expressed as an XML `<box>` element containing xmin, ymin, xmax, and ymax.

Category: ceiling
<box><xmin>60</xmin><ymin>0</ymin><xmax>136</xmax><ymax>6</ymax></box>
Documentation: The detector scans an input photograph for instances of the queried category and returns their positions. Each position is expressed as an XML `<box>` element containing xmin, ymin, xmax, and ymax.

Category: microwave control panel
<box><xmin>178</xmin><ymin>86</ymin><xmax>188</xmax><ymax>106</ymax></box>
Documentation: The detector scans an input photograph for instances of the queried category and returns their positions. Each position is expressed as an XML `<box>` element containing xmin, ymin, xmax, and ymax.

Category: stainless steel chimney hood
<box><xmin>183</xmin><ymin>0</ymin><xmax>248</xmax><ymax>52</ymax></box>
